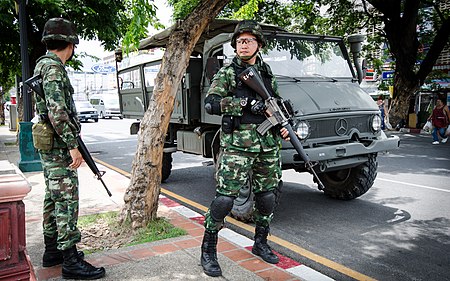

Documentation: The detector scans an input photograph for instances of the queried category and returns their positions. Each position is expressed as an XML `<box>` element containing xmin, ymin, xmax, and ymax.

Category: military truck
<box><xmin>115</xmin><ymin>19</ymin><xmax>399</xmax><ymax>221</ymax></box>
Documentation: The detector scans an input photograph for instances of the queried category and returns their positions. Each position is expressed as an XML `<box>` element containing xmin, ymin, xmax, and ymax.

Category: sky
<box><xmin>76</xmin><ymin>0</ymin><xmax>173</xmax><ymax>63</ymax></box>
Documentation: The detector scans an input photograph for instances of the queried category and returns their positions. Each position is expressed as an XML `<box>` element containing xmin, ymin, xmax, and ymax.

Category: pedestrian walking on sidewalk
<box><xmin>32</xmin><ymin>18</ymin><xmax>105</xmax><ymax>280</ymax></box>
<box><xmin>201</xmin><ymin>20</ymin><xmax>289</xmax><ymax>277</ymax></box>
<box><xmin>428</xmin><ymin>95</ymin><xmax>450</xmax><ymax>145</ymax></box>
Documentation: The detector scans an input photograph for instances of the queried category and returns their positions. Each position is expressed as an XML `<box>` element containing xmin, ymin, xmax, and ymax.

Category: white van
<box><xmin>89</xmin><ymin>94</ymin><xmax>123</xmax><ymax>119</ymax></box>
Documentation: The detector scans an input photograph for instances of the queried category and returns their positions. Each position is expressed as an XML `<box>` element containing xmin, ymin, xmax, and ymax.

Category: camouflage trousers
<box><xmin>204</xmin><ymin>147</ymin><xmax>281</xmax><ymax>232</ymax></box>
<box><xmin>39</xmin><ymin>148</ymin><xmax>81</xmax><ymax>251</ymax></box>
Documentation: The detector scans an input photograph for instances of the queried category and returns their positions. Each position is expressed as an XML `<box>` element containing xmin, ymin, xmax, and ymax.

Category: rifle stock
<box><xmin>25</xmin><ymin>74</ymin><xmax>112</xmax><ymax>196</ymax></box>
<box><xmin>238</xmin><ymin>66</ymin><xmax>325</xmax><ymax>190</ymax></box>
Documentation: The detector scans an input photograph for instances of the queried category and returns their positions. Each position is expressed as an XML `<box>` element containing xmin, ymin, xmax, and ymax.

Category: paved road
<box><xmin>82</xmin><ymin>119</ymin><xmax>450</xmax><ymax>281</ymax></box>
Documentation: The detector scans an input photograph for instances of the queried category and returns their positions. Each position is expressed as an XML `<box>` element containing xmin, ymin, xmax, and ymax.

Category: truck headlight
<box><xmin>371</xmin><ymin>115</ymin><xmax>382</xmax><ymax>132</ymax></box>
<box><xmin>295</xmin><ymin>121</ymin><xmax>309</xmax><ymax>139</ymax></box>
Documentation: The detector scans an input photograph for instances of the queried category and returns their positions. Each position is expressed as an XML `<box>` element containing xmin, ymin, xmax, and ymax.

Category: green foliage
<box><xmin>0</xmin><ymin>0</ymin><xmax>156</xmax><ymax>91</ymax></box>
<box><xmin>233</xmin><ymin>0</ymin><xmax>262</xmax><ymax>19</ymax></box>
<box><xmin>122</xmin><ymin>0</ymin><xmax>164</xmax><ymax>53</ymax></box>
<box><xmin>167</xmin><ymin>0</ymin><xmax>201</xmax><ymax>20</ymax></box>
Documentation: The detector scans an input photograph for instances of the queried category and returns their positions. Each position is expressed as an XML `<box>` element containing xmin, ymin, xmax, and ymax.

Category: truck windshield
<box><xmin>224</xmin><ymin>36</ymin><xmax>353</xmax><ymax>79</ymax></box>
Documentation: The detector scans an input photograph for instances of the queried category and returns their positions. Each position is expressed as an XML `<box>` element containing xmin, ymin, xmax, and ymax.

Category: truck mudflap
<box><xmin>281</xmin><ymin>134</ymin><xmax>400</xmax><ymax>168</ymax></box>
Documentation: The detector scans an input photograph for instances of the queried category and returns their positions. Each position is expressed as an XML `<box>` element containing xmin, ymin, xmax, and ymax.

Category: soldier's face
<box><xmin>236</xmin><ymin>32</ymin><xmax>259</xmax><ymax>58</ymax></box>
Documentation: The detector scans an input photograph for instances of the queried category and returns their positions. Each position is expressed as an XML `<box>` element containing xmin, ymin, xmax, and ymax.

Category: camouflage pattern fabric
<box><xmin>41</xmin><ymin>149</ymin><xmax>81</xmax><ymax>250</ymax></box>
<box><xmin>207</xmin><ymin>56</ymin><xmax>281</xmax><ymax>153</ymax></box>
<box><xmin>204</xmin><ymin>148</ymin><xmax>282</xmax><ymax>231</ymax></box>
<box><xmin>42</xmin><ymin>18</ymin><xmax>79</xmax><ymax>44</ymax></box>
<box><xmin>33</xmin><ymin>52</ymin><xmax>81</xmax><ymax>251</ymax></box>
<box><xmin>34</xmin><ymin>52</ymin><xmax>80</xmax><ymax>150</ymax></box>
<box><xmin>204</xmin><ymin>56</ymin><xmax>282</xmax><ymax>231</ymax></box>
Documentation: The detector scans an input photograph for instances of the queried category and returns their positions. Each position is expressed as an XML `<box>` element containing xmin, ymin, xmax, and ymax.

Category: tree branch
<box><xmin>417</xmin><ymin>16</ymin><xmax>450</xmax><ymax>84</ymax></box>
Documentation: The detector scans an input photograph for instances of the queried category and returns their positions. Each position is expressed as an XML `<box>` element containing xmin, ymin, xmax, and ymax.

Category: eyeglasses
<box><xmin>236</xmin><ymin>38</ymin><xmax>258</xmax><ymax>45</ymax></box>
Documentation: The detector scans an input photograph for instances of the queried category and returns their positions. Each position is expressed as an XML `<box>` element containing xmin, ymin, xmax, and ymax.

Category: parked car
<box><xmin>75</xmin><ymin>101</ymin><xmax>99</xmax><ymax>122</ymax></box>
<box><xmin>89</xmin><ymin>94</ymin><xmax>123</xmax><ymax>119</ymax></box>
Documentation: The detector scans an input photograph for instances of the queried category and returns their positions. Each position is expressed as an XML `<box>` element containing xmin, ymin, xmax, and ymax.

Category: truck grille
<box><xmin>308</xmin><ymin>116</ymin><xmax>370</xmax><ymax>139</ymax></box>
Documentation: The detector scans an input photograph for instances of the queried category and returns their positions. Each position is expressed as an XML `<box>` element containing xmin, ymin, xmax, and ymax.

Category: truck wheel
<box><xmin>161</xmin><ymin>152</ymin><xmax>172</xmax><ymax>182</ymax></box>
<box><xmin>319</xmin><ymin>154</ymin><xmax>377</xmax><ymax>200</ymax></box>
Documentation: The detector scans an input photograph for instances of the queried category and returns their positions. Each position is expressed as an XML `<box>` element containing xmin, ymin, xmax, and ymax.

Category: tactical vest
<box><xmin>230</xmin><ymin>58</ymin><xmax>275</xmax><ymax>124</ymax></box>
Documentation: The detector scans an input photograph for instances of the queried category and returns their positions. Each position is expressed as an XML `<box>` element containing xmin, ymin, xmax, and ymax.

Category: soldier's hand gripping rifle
<box><xmin>238</xmin><ymin>67</ymin><xmax>325</xmax><ymax>190</ymax></box>
<box><xmin>25</xmin><ymin>75</ymin><xmax>112</xmax><ymax>197</ymax></box>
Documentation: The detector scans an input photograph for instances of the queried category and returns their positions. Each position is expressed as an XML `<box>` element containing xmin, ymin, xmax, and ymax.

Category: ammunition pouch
<box><xmin>32</xmin><ymin>121</ymin><xmax>55</xmax><ymax>151</ymax></box>
<box><xmin>221</xmin><ymin>115</ymin><xmax>237</xmax><ymax>134</ymax></box>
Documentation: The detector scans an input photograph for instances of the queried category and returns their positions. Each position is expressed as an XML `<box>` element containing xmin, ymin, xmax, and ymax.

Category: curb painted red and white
<box><xmin>159</xmin><ymin>195</ymin><xmax>334</xmax><ymax>281</ymax></box>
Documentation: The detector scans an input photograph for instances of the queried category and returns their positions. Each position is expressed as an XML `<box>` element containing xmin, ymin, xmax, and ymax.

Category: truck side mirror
<box><xmin>348</xmin><ymin>34</ymin><xmax>365</xmax><ymax>84</ymax></box>
<box><xmin>206</xmin><ymin>57</ymin><xmax>221</xmax><ymax>82</ymax></box>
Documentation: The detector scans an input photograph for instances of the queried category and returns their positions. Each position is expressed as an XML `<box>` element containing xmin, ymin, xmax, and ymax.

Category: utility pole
<box><xmin>17</xmin><ymin>0</ymin><xmax>42</xmax><ymax>172</ymax></box>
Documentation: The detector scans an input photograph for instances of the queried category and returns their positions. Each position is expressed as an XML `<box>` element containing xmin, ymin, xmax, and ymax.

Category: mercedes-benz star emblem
<box><xmin>335</xmin><ymin>118</ymin><xmax>348</xmax><ymax>136</ymax></box>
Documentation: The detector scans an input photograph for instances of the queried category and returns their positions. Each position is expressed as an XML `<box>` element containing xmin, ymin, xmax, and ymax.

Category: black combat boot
<box><xmin>252</xmin><ymin>225</ymin><xmax>279</xmax><ymax>264</ymax></box>
<box><xmin>62</xmin><ymin>246</ymin><xmax>105</xmax><ymax>280</ymax></box>
<box><xmin>43</xmin><ymin>236</ymin><xmax>85</xmax><ymax>267</ymax></box>
<box><xmin>200</xmin><ymin>230</ymin><xmax>222</xmax><ymax>277</ymax></box>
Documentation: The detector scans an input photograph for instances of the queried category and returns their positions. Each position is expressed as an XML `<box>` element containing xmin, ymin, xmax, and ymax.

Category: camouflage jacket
<box><xmin>207</xmin><ymin>56</ymin><xmax>281</xmax><ymax>152</ymax></box>
<box><xmin>34</xmin><ymin>52</ymin><xmax>79</xmax><ymax>150</ymax></box>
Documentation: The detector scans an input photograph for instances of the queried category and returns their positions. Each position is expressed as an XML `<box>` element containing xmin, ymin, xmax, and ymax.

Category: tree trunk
<box><xmin>389</xmin><ymin>72</ymin><xmax>419</xmax><ymax>127</ymax></box>
<box><xmin>119</xmin><ymin>0</ymin><xmax>230</xmax><ymax>229</ymax></box>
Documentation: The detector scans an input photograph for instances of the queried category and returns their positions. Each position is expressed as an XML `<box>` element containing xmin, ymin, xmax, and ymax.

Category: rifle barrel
<box><xmin>77</xmin><ymin>137</ymin><xmax>112</xmax><ymax>197</ymax></box>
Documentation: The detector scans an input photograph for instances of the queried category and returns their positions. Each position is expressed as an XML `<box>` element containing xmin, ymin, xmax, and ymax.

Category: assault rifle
<box><xmin>25</xmin><ymin>75</ymin><xmax>112</xmax><ymax>197</ymax></box>
<box><xmin>238</xmin><ymin>67</ymin><xmax>325</xmax><ymax>190</ymax></box>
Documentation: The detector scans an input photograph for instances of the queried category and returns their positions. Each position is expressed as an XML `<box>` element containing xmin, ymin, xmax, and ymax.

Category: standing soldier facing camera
<box><xmin>32</xmin><ymin>18</ymin><xmax>105</xmax><ymax>280</ymax></box>
<box><xmin>201</xmin><ymin>20</ymin><xmax>289</xmax><ymax>277</ymax></box>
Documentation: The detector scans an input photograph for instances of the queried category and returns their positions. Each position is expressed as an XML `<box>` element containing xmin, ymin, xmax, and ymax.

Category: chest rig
<box><xmin>231</xmin><ymin>60</ymin><xmax>275</xmax><ymax>124</ymax></box>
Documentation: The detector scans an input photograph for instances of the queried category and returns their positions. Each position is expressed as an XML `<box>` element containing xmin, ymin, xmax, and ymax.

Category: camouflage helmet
<box><xmin>41</xmin><ymin>18</ymin><xmax>79</xmax><ymax>44</ymax></box>
<box><xmin>231</xmin><ymin>20</ymin><xmax>265</xmax><ymax>49</ymax></box>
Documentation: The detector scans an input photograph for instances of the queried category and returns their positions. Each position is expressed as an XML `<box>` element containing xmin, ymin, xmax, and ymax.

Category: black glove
<box><xmin>250</xmin><ymin>99</ymin><xmax>266</xmax><ymax>115</ymax></box>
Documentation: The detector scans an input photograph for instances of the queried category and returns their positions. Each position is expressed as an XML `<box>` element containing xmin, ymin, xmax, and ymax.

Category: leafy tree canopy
<box><xmin>0</xmin><ymin>0</ymin><xmax>160</xmax><ymax>92</ymax></box>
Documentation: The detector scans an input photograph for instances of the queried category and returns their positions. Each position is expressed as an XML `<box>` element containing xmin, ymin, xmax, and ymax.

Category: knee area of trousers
<box><xmin>255</xmin><ymin>191</ymin><xmax>276</xmax><ymax>216</ymax></box>
<box><xmin>209</xmin><ymin>195</ymin><xmax>235</xmax><ymax>222</ymax></box>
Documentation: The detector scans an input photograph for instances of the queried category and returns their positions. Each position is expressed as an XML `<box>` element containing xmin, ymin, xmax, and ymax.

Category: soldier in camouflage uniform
<box><xmin>33</xmin><ymin>18</ymin><xmax>105</xmax><ymax>280</ymax></box>
<box><xmin>201</xmin><ymin>20</ymin><xmax>289</xmax><ymax>277</ymax></box>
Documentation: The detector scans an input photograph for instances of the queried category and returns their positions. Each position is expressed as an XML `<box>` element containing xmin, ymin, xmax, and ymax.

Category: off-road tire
<box><xmin>161</xmin><ymin>152</ymin><xmax>172</xmax><ymax>182</ymax></box>
<box><xmin>319</xmin><ymin>154</ymin><xmax>377</xmax><ymax>200</ymax></box>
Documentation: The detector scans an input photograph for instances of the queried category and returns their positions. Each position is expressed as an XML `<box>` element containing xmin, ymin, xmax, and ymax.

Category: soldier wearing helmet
<box><xmin>201</xmin><ymin>20</ymin><xmax>288</xmax><ymax>277</ymax></box>
<box><xmin>33</xmin><ymin>18</ymin><xmax>105</xmax><ymax>280</ymax></box>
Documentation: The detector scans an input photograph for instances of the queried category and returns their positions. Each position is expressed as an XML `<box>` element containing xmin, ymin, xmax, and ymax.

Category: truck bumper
<box><xmin>281</xmin><ymin>134</ymin><xmax>400</xmax><ymax>171</ymax></box>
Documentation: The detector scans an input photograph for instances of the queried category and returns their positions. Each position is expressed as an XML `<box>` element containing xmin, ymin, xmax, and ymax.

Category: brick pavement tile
<box><xmin>127</xmin><ymin>247</ymin><xmax>155</xmax><ymax>259</ymax></box>
<box><xmin>173</xmin><ymin>238</ymin><xmax>201</xmax><ymax>249</ymax></box>
<box><xmin>176</xmin><ymin>221</ymin><xmax>202</xmax><ymax>230</ymax></box>
<box><xmin>151</xmin><ymin>243</ymin><xmax>180</xmax><ymax>254</ymax></box>
<box><xmin>169</xmin><ymin>216</ymin><xmax>191</xmax><ymax>226</ymax></box>
<box><xmin>87</xmin><ymin>253</ymin><xmax>129</xmax><ymax>267</ymax></box>
<box><xmin>186</xmin><ymin>227</ymin><xmax>205</xmax><ymax>238</ymax></box>
<box><xmin>217</xmin><ymin>240</ymin><xmax>238</xmax><ymax>252</ymax></box>
<box><xmin>36</xmin><ymin>266</ymin><xmax>61</xmax><ymax>280</ymax></box>
<box><xmin>256</xmin><ymin>267</ymin><xmax>297</xmax><ymax>281</ymax></box>
<box><xmin>239</xmin><ymin>258</ymin><xmax>272</xmax><ymax>272</ymax></box>
<box><xmin>222</xmin><ymin>248</ymin><xmax>254</xmax><ymax>262</ymax></box>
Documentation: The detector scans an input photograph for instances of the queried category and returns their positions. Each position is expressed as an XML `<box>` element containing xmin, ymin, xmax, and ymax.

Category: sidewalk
<box><xmin>1</xmin><ymin>123</ymin><xmax>329</xmax><ymax>281</ymax></box>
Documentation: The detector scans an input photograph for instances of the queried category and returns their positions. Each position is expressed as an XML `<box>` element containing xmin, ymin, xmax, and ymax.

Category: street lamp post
<box><xmin>17</xmin><ymin>0</ymin><xmax>42</xmax><ymax>172</ymax></box>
